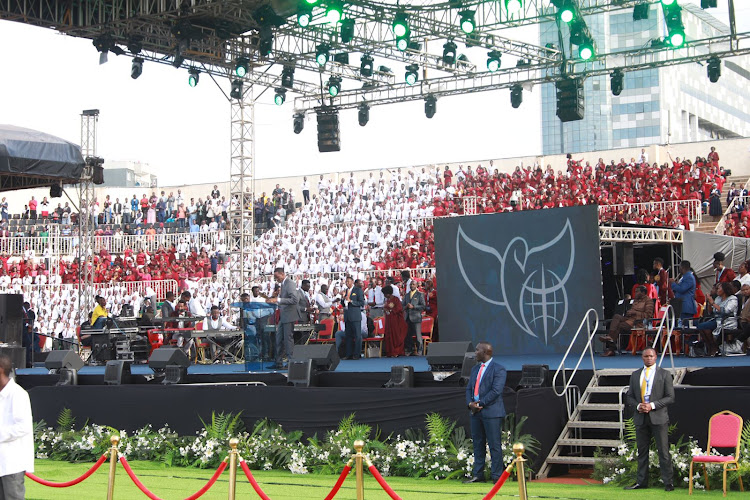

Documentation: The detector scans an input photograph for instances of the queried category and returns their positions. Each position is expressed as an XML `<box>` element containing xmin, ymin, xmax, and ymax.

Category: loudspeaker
<box><xmin>613</xmin><ymin>242</ymin><xmax>634</xmax><ymax>275</ymax></box>
<box><xmin>290</xmin><ymin>344</ymin><xmax>339</xmax><ymax>371</ymax></box>
<box><xmin>0</xmin><ymin>346</ymin><xmax>25</xmax><ymax>373</ymax></box>
<box><xmin>426</xmin><ymin>342</ymin><xmax>474</xmax><ymax>370</ymax></box>
<box><xmin>148</xmin><ymin>347</ymin><xmax>191</xmax><ymax>371</ymax></box>
<box><xmin>104</xmin><ymin>360</ymin><xmax>131</xmax><ymax>385</ymax></box>
<box><xmin>45</xmin><ymin>350</ymin><xmax>84</xmax><ymax>371</ymax></box>
<box><xmin>316</xmin><ymin>110</ymin><xmax>341</xmax><ymax>152</ymax></box>
<box><xmin>287</xmin><ymin>359</ymin><xmax>316</xmax><ymax>387</ymax></box>
<box><xmin>517</xmin><ymin>364</ymin><xmax>550</xmax><ymax>389</ymax></box>
<box><xmin>383</xmin><ymin>365</ymin><xmax>414</xmax><ymax>388</ymax></box>
<box><xmin>0</xmin><ymin>294</ymin><xmax>24</xmax><ymax>346</ymax></box>
<box><xmin>459</xmin><ymin>352</ymin><xmax>477</xmax><ymax>386</ymax></box>
<box><xmin>163</xmin><ymin>365</ymin><xmax>187</xmax><ymax>385</ymax></box>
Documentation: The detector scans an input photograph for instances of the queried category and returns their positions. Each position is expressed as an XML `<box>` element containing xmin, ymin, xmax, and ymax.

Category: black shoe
<box><xmin>462</xmin><ymin>476</ymin><xmax>485</xmax><ymax>484</ymax></box>
<box><xmin>352</xmin><ymin>355</ymin><xmax>361</xmax><ymax>360</ymax></box>
<box><xmin>624</xmin><ymin>484</ymin><xmax>647</xmax><ymax>490</ymax></box>
<box><xmin>664</xmin><ymin>485</ymin><xmax>674</xmax><ymax>491</ymax></box>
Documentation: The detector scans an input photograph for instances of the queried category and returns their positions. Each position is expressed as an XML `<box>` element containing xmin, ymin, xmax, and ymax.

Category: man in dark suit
<box><xmin>624</xmin><ymin>348</ymin><xmax>675</xmax><ymax>491</ymax></box>
<box><xmin>343</xmin><ymin>277</ymin><xmax>365</xmax><ymax>360</ymax></box>
<box><xmin>402</xmin><ymin>280</ymin><xmax>426</xmax><ymax>355</ymax></box>
<box><xmin>297</xmin><ymin>280</ymin><xmax>313</xmax><ymax>323</ymax></box>
<box><xmin>464</xmin><ymin>341</ymin><xmax>507</xmax><ymax>484</ymax></box>
<box><xmin>21</xmin><ymin>302</ymin><xmax>36</xmax><ymax>368</ymax></box>
<box><xmin>266</xmin><ymin>268</ymin><xmax>302</xmax><ymax>369</ymax></box>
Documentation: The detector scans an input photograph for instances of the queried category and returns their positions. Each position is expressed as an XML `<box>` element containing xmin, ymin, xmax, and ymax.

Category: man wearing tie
<box><xmin>402</xmin><ymin>280</ymin><xmax>426</xmax><ymax>355</ymax></box>
<box><xmin>343</xmin><ymin>277</ymin><xmax>365</xmax><ymax>360</ymax></box>
<box><xmin>464</xmin><ymin>342</ymin><xmax>507</xmax><ymax>484</ymax></box>
<box><xmin>624</xmin><ymin>348</ymin><xmax>675</xmax><ymax>491</ymax></box>
<box><xmin>266</xmin><ymin>268</ymin><xmax>302</xmax><ymax>369</ymax></box>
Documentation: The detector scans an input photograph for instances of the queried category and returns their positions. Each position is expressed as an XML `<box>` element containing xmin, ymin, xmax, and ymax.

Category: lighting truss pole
<box><xmin>78</xmin><ymin>109</ymin><xmax>98</xmax><ymax>328</ymax></box>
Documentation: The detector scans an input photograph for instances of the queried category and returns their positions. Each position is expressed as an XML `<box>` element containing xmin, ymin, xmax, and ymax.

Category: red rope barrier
<box><xmin>25</xmin><ymin>453</ymin><xmax>108</xmax><ymax>487</ymax></box>
<box><xmin>119</xmin><ymin>456</ymin><xmax>227</xmax><ymax>500</ymax></box>
<box><xmin>240</xmin><ymin>460</ymin><xmax>272</xmax><ymax>500</ymax></box>
<box><xmin>323</xmin><ymin>465</ymin><xmax>351</xmax><ymax>500</ymax></box>
<box><xmin>481</xmin><ymin>468</ymin><xmax>512</xmax><ymax>500</ymax></box>
<box><xmin>367</xmin><ymin>464</ymin><xmax>402</xmax><ymax>500</ymax></box>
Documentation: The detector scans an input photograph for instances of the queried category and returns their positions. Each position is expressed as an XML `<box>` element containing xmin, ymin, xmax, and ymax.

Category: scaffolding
<box><xmin>77</xmin><ymin>109</ymin><xmax>98</xmax><ymax>326</ymax></box>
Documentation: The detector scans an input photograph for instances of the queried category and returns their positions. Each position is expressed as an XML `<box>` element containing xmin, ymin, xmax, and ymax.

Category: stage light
<box><xmin>510</xmin><ymin>84</ymin><xmax>523</xmax><ymax>108</ymax></box>
<box><xmin>701</xmin><ymin>0</ymin><xmax>717</xmax><ymax>7</ymax></box>
<box><xmin>293</xmin><ymin>112</ymin><xmax>305</xmax><ymax>134</ymax></box>
<box><xmin>392</xmin><ymin>12</ymin><xmax>409</xmax><ymax>38</ymax></box>
<box><xmin>459</xmin><ymin>10</ymin><xmax>476</xmax><ymax>34</ymax></box>
<box><xmin>281</xmin><ymin>65</ymin><xmax>295</xmax><ymax>88</ymax></box>
<box><xmin>259</xmin><ymin>26</ymin><xmax>273</xmax><ymax>56</ymax></box>
<box><xmin>396</xmin><ymin>34</ymin><xmax>410</xmax><ymax>52</ymax></box>
<box><xmin>360</xmin><ymin>54</ymin><xmax>374</xmax><ymax>77</ymax></box>
<box><xmin>235</xmin><ymin>57</ymin><xmax>249</xmax><ymax>77</ymax></box>
<box><xmin>505</xmin><ymin>0</ymin><xmax>523</xmax><ymax>14</ymax></box>
<box><xmin>633</xmin><ymin>3</ymin><xmax>649</xmax><ymax>20</ymax></box>
<box><xmin>556</xmin><ymin>0</ymin><xmax>575</xmax><ymax>23</ymax></box>
<box><xmin>131</xmin><ymin>57</ymin><xmax>143</xmax><ymax>79</ymax></box>
<box><xmin>327</xmin><ymin>75</ymin><xmax>342</xmax><ymax>97</ymax></box>
<box><xmin>305</xmin><ymin>0</ymin><xmax>320</xmax><ymax>4</ymax></box>
<box><xmin>405</xmin><ymin>64</ymin><xmax>419</xmax><ymax>85</ymax></box>
<box><xmin>316</xmin><ymin>44</ymin><xmax>330</xmax><ymax>66</ymax></box>
<box><xmin>669</xmin><ymin>29</ymin><xmax>685</xmax><ymax>47</ymax></box>
<box><xmin>340</xmin><ymin>19</ymin><xmax>355</xmax><ymax>43</ymax></box>
<box><xmin>333</xmin><ymin>53</ymin><xmax>349</xmax><ymax>65</ymax></box>
<box><xmin>424</xmin><ymin>95</ymin><xmax>436</xmax><ymax>118</ymax></box>
<box><xmin>230</xmin><ymin>79</ymin><xmax>243</xmax><ymax>99</ymax></box>
<box><xmin>487</xmin><ymin>50</ymin><xmax>502</xmax><ymax>72</ymax></box>
<box><xmin>188</xmin><ymin>68</ymin><xmax>199</xmax><ymax>87</ymax></box>
<box><xmin>610</xmin><ymin>69</ymin><xmax>624</xmax><ymax>95</ymax></box>
<box><xmin>274</xmin><ymin>88</ymin><xmax>286</xmax><ymax>105</ymax></box>
<box><xmin>579</xmin><ymin>41</ymin><xmax>595</xmax><ymax>61</ymax></box>
<box><xmin>326</xmin><ymin>1</ymin><xmax>342</xmax><ymax>24</ymax></box>
<box><xmin>707</xmin><ymin>55</ymin><xmax>721</xmax><ymax>83</ymax></box>
<box><xmin>358</xmin><ymin>102</ymin><xmax>369</xmax><ymax>126</ymax></box>
<box><xmin>297</xmin><ymin>3</ymin><xmax>312</xmax><ymax>27</ymax></box>
<box><xmin>661</xmin><ymin>0</ymin><xmax>676</xmax><ymax>5</ymax></box>
<box><xmin>442</xmin><ymin>41</ymin><xmax>457</xmax><ymax>65</ymax></box>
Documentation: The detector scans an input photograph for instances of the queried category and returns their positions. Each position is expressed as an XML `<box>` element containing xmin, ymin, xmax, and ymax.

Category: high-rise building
<box><xmin>540</xmin><ymin>3</ymin><xmax>750</xmax><ymax>155</ymax></box>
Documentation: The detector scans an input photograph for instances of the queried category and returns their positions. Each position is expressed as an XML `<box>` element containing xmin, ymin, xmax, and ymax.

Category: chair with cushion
<box><xmin>308</xmin><ymin>318</ymin><xmax>335</xmax><ymax>344</ymax></box>
<box><xmin>689</xmin><ymin>410</ymin><xmax>744</xmax><ymax>496</ymax></box>
<box><xmin>420</xmin><ymin>315</ymin><xmax>434</xmax><ymax>354</ymax></box>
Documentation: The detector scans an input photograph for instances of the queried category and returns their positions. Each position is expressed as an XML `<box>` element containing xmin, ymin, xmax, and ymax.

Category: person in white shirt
<box><xmin>0</xmin><ymin>354</ymin><xmax>34</xmax><ymax>500</ymax></box>
<box><xmin>315</xmin><ymin>284</ymin><xmax>335</xmax><ymax>322</ymax></box>
<box><xmin>202</xmin><ymin>305</ymin><xmax>234</xmax><ymax>331</ymax></box>
<box><xmin>301</xmin><ymin>176</ymin><xmax>311</xmax><ymax>205</ymax></box>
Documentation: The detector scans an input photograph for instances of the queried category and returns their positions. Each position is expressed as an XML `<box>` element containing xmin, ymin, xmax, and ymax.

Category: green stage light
<box><xmin>188</xmin><ymin>68</ymin><xmax>199</xmax><ymax>87</ymax></box>
<box><xmin>235</xmin><ymin>57</ymin><xmax>249</xmax><ymax>77</ymax></box>
<box><xmin>560</xmin><ymin>7</ymin><xmax>574</xmax><ymax>23</ymax></box>
<box><xmin>274</xmin><ymin>88</ymin><xmax>286</xmax><ymax>105</ymax></box>
<box><xmin>297</xmin><ymin>8</ymin><xmax>312</xmax><ymax>27</ymax></box>
<box><xmin>405</xmin><ymin>64</ymin><xmax>419</xmax><ymax>85</ymax></box>
<box><xmin>661</xmin><ymin>0</ymin><xmax>677</xmax><ymax>5</ymax></box>
<box><xmin>327</xmin><ymin>75</ymin><xmax>341</xmax><ymax>96</ymax></box>
<box><xmin>669</xmin><ymin>29</ymin><xmax>685</xmax><ymax>47</ymax></box>
<box><xmin>579</xmin><ymin>43</ymin><xmax>594</xmax><ymax>61</ymax></box>
<box><xmin>505</xmin><ymin>0</ymin><xmax>523</xmax><ymax>14</ymax></box>
<box><xmin>305</xmin><ymin>0</ymin><xmax>319</xmax><ymax>4</ymax></box>
<box><xmin>316</xmin><ymin>44</ymin><xmax>330</xmax><ymax>66</ymax></box>
<box><xmin>396</xmin><ymin>33</ymin><xmax>409</xmax><ymax>52</ymax></box>
<box><xmin>340</xmin><ymin>19</ymin><xmax>355</xmax><ymax>43</ymax></box>
<box><xmin>459</xmin><ymin>10</ymin><xmax>476</xmax><ymax>34</ymax></box>
<box><xmin>392</xmin><ymin>12</ymin><xmax>408</xmax><ymax>38</ymax></box>
<box><xmin>326</xmin><ymin>2</ymin><xmax>342</xmax><ymax>25</ymax></box>
<box><xmin>487</xmin><ymin>50</ymin><xmax>502</xmax><ymax>72</ymax></box>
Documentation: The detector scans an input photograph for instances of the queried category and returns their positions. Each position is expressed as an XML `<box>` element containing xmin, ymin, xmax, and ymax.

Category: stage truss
<box><xmin>77</xmin><ymin>110</ymin><xmax>97</xmax><ymax>325</ymax></box>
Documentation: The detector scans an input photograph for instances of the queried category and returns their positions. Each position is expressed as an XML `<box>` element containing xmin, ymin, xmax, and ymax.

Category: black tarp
<box><xmin>0</xmin><ymin>124</ymin><xmax>84</xmax><ymax>190</ymax></box>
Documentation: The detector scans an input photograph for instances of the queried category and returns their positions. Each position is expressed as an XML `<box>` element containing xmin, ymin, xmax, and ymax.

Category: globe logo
<box><xmin>521</xmin><ymin>267</ymin><xmax>569</xmax><ymax>344</ymax></box>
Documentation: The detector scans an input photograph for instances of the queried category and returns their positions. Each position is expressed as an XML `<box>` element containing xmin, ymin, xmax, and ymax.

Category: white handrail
<box><xmin>714</xmin><ymin>177</ymin><xmax>750</xmax><ymax>234</ymax></box>
<box><xmin>552</xmin><ymin>308</ymin><xmax>600</xmax><ymax>397</ymax></box>
<box><xmin>650</xmin><ymin>304</ymin><xmax>676</xmax><ymax>371</ymax></box>
<box><xmin>598</xmin><ymin>199</ymin><xmax>702</xmax><ymax>225</ymax></box>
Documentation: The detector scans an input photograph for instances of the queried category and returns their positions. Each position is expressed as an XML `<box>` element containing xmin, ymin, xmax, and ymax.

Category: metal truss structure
<box><xmin>598</xmin><ymin>225</ymin><xmax>683</xmax><ymax>244</ymax></box>
<box><xmin>77</xmin><ymin>110</ymin><xmax>97</xmax><ymax>326</ymax></box>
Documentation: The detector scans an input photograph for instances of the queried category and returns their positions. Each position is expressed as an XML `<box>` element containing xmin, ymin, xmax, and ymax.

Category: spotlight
<box><xmin>360</xmin><ymin>54</ymin><xmax>374</xmax><ymax>77</ymax></box>
<box><xmin>668</xmin><ymin>29</ymin><xmax>685</xmax><ymax>47</ymax></box>
<box><xmin>326</xmin><ymin>1</ymin><xmax>343</xmax><ymax>24</ymax></box>
<box><xmin>172</xmin><ymin>46</ymin><xmax>185</xmax><ymax>68</ymax></box>
<box><xmin>333</xmin><ymin>53</ymin><xmax>349</xmax><ymax>65</ymax></box>
<box><xmin>505</xmin><ymin>0</ymin><xmax>523</xmax><ymax>14</ymax></box>
<box><xmin>235</xmin><ymin>57</ymin><xmax>249</xmax><ymax>77</ymax></box>
<box><xmin>633</xmin><ymin>3</ymin><xmax>649</xmax><ymax>20</ymax></box>
<box><xmin>557</xmin><ymin>0</ymin><xmax>576</xmax><ymax>23</ymax></box>
<box><xmin>131</xmin><ymin>57</ymin><xmax>143</xmax><ymax>79</ymax></box>
<box><xmin>405</xmin><ymin>64</ymin><xmax>419</xmax><ymax>85</ymax></box>
<box><xmin>293</xmin><ymin>112</ymin><xmax>305</xmax><ymax>134</ymax></box>
<box><xmin>610</xmin><ymin>69</ymin><xmax>624</xmax><ymax>96</ymax></box>
<box><xmin>358</xmin><ymin>102</ymin><xmax>369</xmax><ymax>126</ymax></box>
<box><xmin>274</xmin><ymin>88</ymin><xmax>286</xmax><ymax>105</ymax></box>
<box><xmin>442</xmin><ymin>41</ymin><xmax>457</xmax><ymax>65</ymax></box>
<box><xmin>188</xmin><ymin>68</ymin><xmax>199</xmax><ymax>87</ymax></box>
<box><xmin>305</xmin><ymin>0</ymin><xmax>320</xmax><ymax>4</ymax></box>
<box><xmin>662</xmin><ymin>2</ymin><xmax>685</xmax><ymax>47</ymax></box>
<box><xmin>579</xmin><ymin>40</ymin><xmax>595</xmax><ymax>61</ymax></box>
<box><xmin>230</xmin><ymin>79</ymin><xmax>243</xmax><ymax>99</ymax></box>
<box><xmin>327</xmin><ymin>75</ymin><xmax>342</xmax><ymax>97</ymax></box>
<box><xmin>392</xmin><ymin>12</ymin><xmax>409</xmax><ymax>38</ymax></box>
<box><xmin>707</xmin><ymin>56</ymin><xmax>721</xmax><ymax>83</ymax></box>
<box><xmin>297</xmin><ymin>4</ymin><xmax>313</xmax><ymax>27</ymax></box>
<box><xmin>259</xmin><ymin>26</ymin><xmax>273</xmax><ymax>56</ymax></box>
<box><xmin>281</xmin><ymin>65</ymin><xmax>295</xmax><ymax>88</ymax></box>
<box><xmin>396</xmin><ymin>33</ymin><xmax>410</xmax><ymax>52</ymax></box>
<box><xmin>661</xmin><ymin>0</ymin><xmax>677</xmax><ymax>5</ymax></box>
<box><xmin>424</xmin><ymin>95</ymin><xmax>437</xmax><ymax>118</ymax></box>
<box><xmin>459</xmin><ymin>10</ymin><xmax>476</xmax><ymax>34</ymax></box>
<box><xmin>316</xmin><ymin>44</ymin><xmax>330</xmax><ymax>66</ymax></box>
<box><xmin>510</xmin><ymin>84</ymin><xmax>523</xmax><ymax>108</ymax></box>
<box><xmin>701</xmin><ymin>0</ymin><xmax>717</xmax><ymax>7</ymax></box>
<box><xmin>487</xmin><ymin>50</ymin><xmax>502</xmax><ymax>72</ymax></box>
<box><xmin>340</xmin><ymin>19</ymin><xmax>355</xmax><ymax>43</ymax></box>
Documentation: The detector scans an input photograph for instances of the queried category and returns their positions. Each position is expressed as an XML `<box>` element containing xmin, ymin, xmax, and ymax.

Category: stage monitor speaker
<box><xmin>57</xmin><ymin>368</ymin><xmax>79</xmax><ymax>386</ymax></box>
<box><xmin>290</xmin><ymin>344</ymin><xmax>339</xmax><ymax>371</ymax></box>
<box><xmin>426</xmin><ymin>342</ymin><xmax>474</xmax><ymax>370</ymax></box>
<box><xmin>613</xmin><ymin>242</ymin><xmax>634</xmax><ymax>275</ymax></box>
<box><xmin>0</xmin><ymin>294</ymin><xmax>24</xmax><ymax>346</ymax></box>
<box><xmin>0</xmin><ymin>346</ymin><xmax>25</xmax><ymax>373</ymax></box>
<box><xmin>104</xmin><ymin>360</ymin><xmax>131</xmax><ymax>385</ymax></box>
<box><xmin>459</xmin><ymin>352</ymin><xmax>477</xmax><ymax>386</ymax></box>
<box><xmin>45</xmin><ymin>350</ymin><xmax>84</xmax><ymax>372</ymax></box>
<box><xmin>163</xmin><ymin>365</ymin><xmax>187</xmax><ymax>385</ymax></box>
<box><xmin>287</xmin><ymin>359</ymin><xmax>316</xmax><ymax>387</ymax></box>
<box><xmin>383</xmin><ymin>365</ymin><xmax>414</xmax><ymax>388</ymax></box>
<box><xmin>517</xmin><ymin>364</ymin><xmax>550</xmax><ymax>390</ymax></box>
<box><xmin>148</xmin><ymin>348</ymin><xmax>191</xmax><ymax>371</ymax></box>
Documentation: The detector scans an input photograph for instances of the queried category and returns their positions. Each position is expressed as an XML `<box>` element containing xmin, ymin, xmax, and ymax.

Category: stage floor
<box><xmin>16</xmin><ymin>351</ymin><xmax>750</xmax><ymax>377</ymax></box>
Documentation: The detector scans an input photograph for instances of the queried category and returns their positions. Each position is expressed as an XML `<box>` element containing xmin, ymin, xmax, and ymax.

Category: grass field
<box><xmin>24</xmin><ymin>460</ymin><xmax>743</xmax><ymax>499</ymax></box>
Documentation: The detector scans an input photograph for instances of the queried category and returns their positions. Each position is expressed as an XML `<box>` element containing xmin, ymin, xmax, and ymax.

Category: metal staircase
<box><xmin>537</xmin><ymin>305</ymin><xmax>685</xmax><ymax>478</ymax></box>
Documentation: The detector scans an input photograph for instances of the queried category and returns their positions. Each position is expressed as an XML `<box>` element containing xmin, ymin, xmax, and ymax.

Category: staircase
<box><xmin>537</xmin><ymin>367</ymin><xmax>686</xmax><ymax>477</ymax></box>
<box><xmin>694</xmin><ymin>175</ymin><xmax>749</xmax><ymax>234</ymax></box>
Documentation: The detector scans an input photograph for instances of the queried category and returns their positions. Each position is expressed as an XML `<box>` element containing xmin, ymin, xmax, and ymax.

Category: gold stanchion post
<box><xmin>513</xmin><ymin>443</ymin><xmax>528</xmax><ymax>500</ymax></box>
<box><xmin>227</xmin><ymin>437</ymin><xmax>239</xmax><ymax>500</ymax></box>
<box><xmin>106</xmin><ymin>435</ymin><xmax>120</xmax><ymax>500</ymax></box>
<box><xmin>353</xmin><ymin>439</ymin><xmax>365</xmax><ymax>500</ymax></box>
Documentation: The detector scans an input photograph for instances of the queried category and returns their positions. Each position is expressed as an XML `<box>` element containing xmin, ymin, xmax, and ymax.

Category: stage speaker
<box><xmin>45</xmin><ymin>350</ymin><xmax>84</xmax><ymax>372</ymax></box>
<box><xmin>57</xmin><ymin>368</ymin><xmax>79</xmax><ymax>386</ymax></box>
<box><xmin>287</xmin><ymin>359</ymin><xmax>316</xmax><ymax>387</ymax></box>
<box><xmin>290</xmin><ymin>344</ymin><xmax>339</xmax><ymax>371</ymax></box>
<box><xmin>163</xmin><ymin>365</ymin><xmax>187</xmax><ymax>385</ymax></box>
<box><xmin>517</xmin><ymin>364</ymin><xmax>550</xmax><ymax>390</ymax></box>
<box><xmin>426</xmin><ymin>342</ymin><xmax>474</xmax><ymax>370</ymax></box>
<box><xmin>613</xmin><ymin>242</ymin><xmax>634</xmax><ymax>275</ymax></box>
<box><xmin>383</xmin><ymin>365</ymin><xmax>414</xmax><ymax>388</ymax></box>
<box><xmin>0</xmin><ymin>294</ymin><xmax>24</xmax><ymax>346</ymax></box>
<box><xmin>0</xmin><ymin>346</ymin><xmax>25</xmax><ymax>373</ymax></box>
<box><xmin>459</xmin><ymin>352</ymin><xmax>477</xmax><ymax>386</ymax></box>
<box><xmin>104</xmin><ymin>360</ymin><xmax>131</xmax><ymax>385</ymax></box>
<box><xmin>148</xmin><ymin>348</ymin><xmax>191</xmax><ymax>371</ymax></box>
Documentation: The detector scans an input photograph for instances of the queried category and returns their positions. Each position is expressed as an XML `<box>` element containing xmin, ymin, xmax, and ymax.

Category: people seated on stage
<box><xmin>599</xmin><ymin>286</ymin><xmax>654</xmax><ymax>356</ymax></box>
<box><xmin>697</xmin><ymin>281</ymin><xmax>738</xmax><ymax>356</ymax></box>
<box><xmin>203</xmin><ymin>305</ymin><xmax>234</xmax><ymax>331</ymax></box>
<box><xmin>171</xmin><ymin>299</ymin><xmax>194</xmax><ymax>356</ymax></box>
<box><xmin>737</xmin><ymin>284</ymin><xmax>750</xmax><ymax>352</ymax></box>
<box><xmin>383</xmin><ymin>285</ymin><xmax>407</xmax><ymax>357</ymax></box>
<box><xmin>91</xmin><ymin>295</ymin><xmax>109</xmax><ymax>329</ymax></box>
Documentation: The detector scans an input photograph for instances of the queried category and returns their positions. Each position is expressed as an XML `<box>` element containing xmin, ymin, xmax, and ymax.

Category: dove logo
<box><xmin>456</xmin><ymin>219</ymin><xmax>575</xmax><ymax>345</ymax></box>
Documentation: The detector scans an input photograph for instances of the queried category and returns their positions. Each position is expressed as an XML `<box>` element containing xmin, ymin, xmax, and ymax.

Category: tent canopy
<box><xmin>0</xmin><ymin>124</ymin><xmax>85</xmax><ymax>192</ymax></box>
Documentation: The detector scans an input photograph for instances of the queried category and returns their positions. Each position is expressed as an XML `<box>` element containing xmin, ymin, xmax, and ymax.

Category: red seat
<box><xmin>420</xmin><ymin>315</ymin><xmax>434</xmax><ymax>353</ymax></box>
<box><xmin>373</xmin><ymin>316</ymin><xmax>384</xmax><ymax>336</ymax></box>
<box><xmin>308</xmin><ymin>318</ymin><xmax>335</xmax><ymax>344</ymax></box>
<box><xmin>689</xmin><ymin>410</ymin><xmax>744</xmax><ymax>496</ymax></box>
<box><xmin>692</xmin><ymin>455</ymin><xmax>736</xmax><ymax>463</ymax></box>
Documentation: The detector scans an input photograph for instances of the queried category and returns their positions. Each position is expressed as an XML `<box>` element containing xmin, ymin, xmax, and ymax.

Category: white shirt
<box><xmin>202</xmin><ymin>315</ymin><xmax>234</xmax><ymax>331</ymax></box>
<box><xmin>0</xmin><ymin>378</ymin><xmax>34</xmax><ymax>475</ymax></box>
<box><xmin>639</xmin><ymin>365</ymin><xmax>657</xmax><ymax>409</ymax></box>
<box><xmin>315</xmin><ymin>292</ymin><xmax>333</xmax><ymax>313</ymax></box>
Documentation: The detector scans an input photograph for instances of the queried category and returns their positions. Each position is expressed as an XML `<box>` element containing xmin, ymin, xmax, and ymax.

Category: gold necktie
<box><xmin>641</xmin><ymin>366</ymin><xmax>650</xmax><ymax>403</ymax></box>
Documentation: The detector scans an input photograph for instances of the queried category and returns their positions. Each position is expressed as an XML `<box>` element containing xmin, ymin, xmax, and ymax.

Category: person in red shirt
<box><xmin>712</xmin><ymin>252</ymin><xmax>736</xmax><ymax>286</ymax></box>
<box><xmin>653</xmin><ymin>257</ymin><xmax>673</xmax><ymax>306</ymax></box>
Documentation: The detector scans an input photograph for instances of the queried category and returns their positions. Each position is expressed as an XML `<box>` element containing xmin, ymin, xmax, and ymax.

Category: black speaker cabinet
<box><xmin>383</xmin><ymin>365</ymin><xmax>414</xmax><ymax>388</ymax></box>
<box><xmin>290</xmin><ymin>344</ymin><xmax>340</xmax><ymax>371</ymax></box>
<box><xmin>0</xmin><ymin>294</ymin><xmax>24</xmax><ymax>346</ymax></box>
<box><xmin>613</xmin><ymin>242</ymin><xmax>634</xmax><ymax>276</ymax></box>
<box><xmin>459</xmin><ymin>352</ymin><xmax>478</xmax><ymax>386</ymax></box>
<box><xmin>426</xmin><ymin>342</ymin><xmax>475</xmax><ymax>369</ymax></box>
<box><xmin>44</xmin><ymin>350</ymin><xmax>84</xmax><ymax>371</ymax></box>
<box><xmin>148</xmin><ymin>347</ymin><xmax>191</xmax><ymax>371</ymax></box>
<box><xmin>0</xmin><ymin>346</ymin><xmax>25</xmax><ymax>373</ymax></box>
<box><xmin>287</xmin><ymin>359</ymin><xmax>316</xmax><ymax>387</ymax></box>
<box><xmin>104</xmin><ymin>360</ymin><xmax>131</xmax><ymax>385</ymax></box>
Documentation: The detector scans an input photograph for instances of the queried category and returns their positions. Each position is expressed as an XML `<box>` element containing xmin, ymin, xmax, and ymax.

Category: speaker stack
<box><xmin>0</xmin><ymin>294</ymin><xmax>25</xmax><ymax>371</ymax></box>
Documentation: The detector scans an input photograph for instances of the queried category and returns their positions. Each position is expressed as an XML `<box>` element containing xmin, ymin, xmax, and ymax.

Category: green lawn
<box><xmin>24</xmin><ymin>460</ymin><xmax>741</xmax><ymax>500</ymax></box>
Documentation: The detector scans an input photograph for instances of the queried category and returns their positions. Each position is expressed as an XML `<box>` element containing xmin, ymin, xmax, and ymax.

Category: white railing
<box><xmin>598</xmin><ymin>225</ymin><xmax>684</xmax><ymax>243</ymax></box>
<box><xmin>552</xmin><ymin>308</ymin><xmax>600</xmax><ymax>397</ymax></box>
<box><xmin>651</xmin><ymin>304</ymin><xmax>676</xmax><ymax>371</ymax></box>
<box><xmin>597</xmin><ymin>199</ymin><xmax>702</xmax><ymax>226</ymax></box>
<box><xmin>249</xmin><ymin>267</ymin><xmax>437</xmax><ymax>285</ymax></box>
<box><xmin>0</xmin><ymin>280</ymin><xmax>179</xmax><ymax>302</ymax></box>
<box><xmin>715</xmin><ymin>177</ymin><xmax>750</xmax><ymax>234</ymax></box>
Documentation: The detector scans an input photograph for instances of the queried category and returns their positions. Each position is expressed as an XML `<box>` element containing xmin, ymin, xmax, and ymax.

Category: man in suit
<box><xmin>464</xmin><ymin>341</ymin><xmax>507</xmax><ymax>484</ymax></box>
<box><xmin>297</xmin><ymin>280</ymin><xmax>313</xmax><ymax>323</ymax></box>
<box><xmin>402</xmin><ymin>280</ymin><xmax>426</xmax><ymax>355</ymax></box>
<box><xmin>343</xmin><ymin>277</ymin><xmax>365</xmax><ymax>360</ymax></box>
<box><xmin>266</xmin><ymin>268</ymin><xmax>302</xmax><ymax>369</ymax></box>
<box><xmin>161</xmin><ymin>291</ymin><xmax>176</xmax><ymax>320</ymax></box>
<box><xmin>21</xmin><ymin>302</ymin><xmax>36</xmax><ymax>368</ymax></box>
<box><xmin>624</xmin><ymin>348</ymin><xmax>675</xmax><ymax>491</ymax></box>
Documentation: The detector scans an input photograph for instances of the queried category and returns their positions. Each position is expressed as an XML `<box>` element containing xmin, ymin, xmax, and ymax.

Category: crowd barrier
<box><xmin>0</xmin><ymin>280</ymin><xmax>179</xmax><ymax>302</ymax></box>
<box><xmin>26</xmin><ymin>436</ymin><xmax>530</xmax><ymax>500</ymax></box>
<box><xmin>598</xmin><ymin>199</ymin><xmax>702</xmax><ymax>225</ymax></box>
